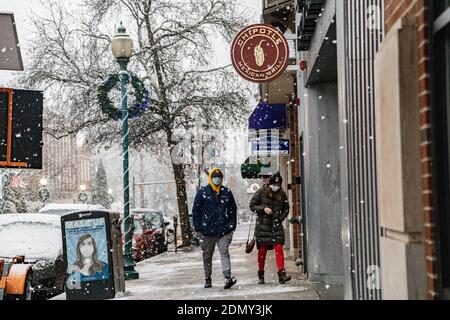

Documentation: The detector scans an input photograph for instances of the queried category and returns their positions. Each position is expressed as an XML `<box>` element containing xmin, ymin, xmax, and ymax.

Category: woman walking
<box><xmin>249</xmin><ymin>172</ymin><xmax>292</xmax><ymax>285</ymax></box>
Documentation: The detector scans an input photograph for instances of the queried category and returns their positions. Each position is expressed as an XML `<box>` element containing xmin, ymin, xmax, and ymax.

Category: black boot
<box><xmin>204</xmin><ymin>277</ymin><xmax>212</xmax><ymax>288</ymax></box>
<box><xmin>224</xmin><ymin>277</ymin><xmax>237</xmax><ymax>289</ymax></box>
<box><xmin>278</xmin><ymin>269</ymin><xmax>291</xmax><ymax>284</ymax></box>
<box><xmin>258</xmin><ymin>271</ymin><xmax>265</xmax><ymax>285</ymax></box>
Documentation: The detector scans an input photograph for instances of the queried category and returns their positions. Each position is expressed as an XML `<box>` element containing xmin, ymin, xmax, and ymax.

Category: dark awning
<box><xmin>248</xmin><ymin>102</ymin><xmax>288</xmax><ymax>130</ymax></box>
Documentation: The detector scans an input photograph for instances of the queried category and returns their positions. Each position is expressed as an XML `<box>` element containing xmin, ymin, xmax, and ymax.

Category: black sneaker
<box><xmin>204</xmin><ymin>278</ymin><xmax>212</xmax><ymax>289</ymax></box>
<box><xmin>224</xmin><ymin>277</ymin><xmax>237</xmax><ymax>289</ymax></box>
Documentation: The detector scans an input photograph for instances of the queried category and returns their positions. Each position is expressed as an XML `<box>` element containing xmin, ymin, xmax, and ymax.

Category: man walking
<box><xmin>192</xmin><ymin>168</ymin><xmax>237</xmax><ymax>289</ymax></box>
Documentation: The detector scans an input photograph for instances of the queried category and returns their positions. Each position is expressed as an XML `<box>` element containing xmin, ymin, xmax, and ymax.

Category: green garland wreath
<box><xmin>97</xmin><ymin>73</ymin><xmax>150</xmax><ymax>121</ymax></box>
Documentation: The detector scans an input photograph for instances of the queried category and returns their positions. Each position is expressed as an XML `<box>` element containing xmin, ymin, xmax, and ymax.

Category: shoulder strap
<box><xmin>247</xmin><ymin>210</ymin><xmax>255</xmax><ymax>241</ymax></box>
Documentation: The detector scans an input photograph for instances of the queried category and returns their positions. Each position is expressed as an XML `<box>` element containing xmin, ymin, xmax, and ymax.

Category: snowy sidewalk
<box><xmin>52</xmin><ymin>223</ymin><xmax>343</xmax><ymax>300</ymax></box>
<box><xmin>112</xmin><ymin>223</ymin><xmax>341</xmax><ymax>300</ymax></box>
<box><xmin>115</xmin><ymin>249</ymin><xmax>313</xmax><ymax>300</ymax></box>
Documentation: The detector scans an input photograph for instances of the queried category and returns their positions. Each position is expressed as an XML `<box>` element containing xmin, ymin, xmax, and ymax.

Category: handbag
<box><xmin>245</xmin><ymin>211</ymin><xmax>256</xmax><ymax>254</ymax></box>
<box><xmin>246</xmin><ymin>239</ymin><xmax>256</xmax><ymax>254</ymax></box>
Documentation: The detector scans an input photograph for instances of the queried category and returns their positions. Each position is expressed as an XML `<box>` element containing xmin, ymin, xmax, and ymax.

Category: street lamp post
<box><xmin>106</xmin><ymin>188</ymin><xmax>114</xmax><ymax>209</ymax></box>
<box><xmin>39</xmin><ymin>178</ymin><xmax>50</xmax><ymax>205</ymax></box>
<box><xmin>79</xmin><ymin>184</ymin><xmax>88</xmax><ymax>204</ymax></box>
<box><xmin>112</xmin><ymin>23</ymin><xmax>139</xmax><ymax>280</ymax></box>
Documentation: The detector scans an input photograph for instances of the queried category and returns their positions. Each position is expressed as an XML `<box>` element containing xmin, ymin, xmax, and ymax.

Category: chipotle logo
<box><xmin>231</xmin><ymin>24</ymin><xmax>289</xmax><ymax>83</ymax></box>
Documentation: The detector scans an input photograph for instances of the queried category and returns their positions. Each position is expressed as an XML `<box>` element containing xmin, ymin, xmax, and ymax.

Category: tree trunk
<box><xmin>166</xmin><ymin>130</ymin><xmax>193</xmax><ymax>247</ymax></box>
<box><xmin>171</xmin><ymin>161</ymin><xmax>193</xmax><ymax>247</ymax></box>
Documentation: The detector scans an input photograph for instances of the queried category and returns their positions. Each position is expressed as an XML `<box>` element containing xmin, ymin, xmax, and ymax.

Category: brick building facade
<box><xmin>378</xmin><ymin>0</ymin><xmax>450</xmax><ymax>299</ymax></box>
<box><xmin>42</xmin><ymin>133</ymin><xmax>93</xmax><ymax>203</ymax></box>
<box><xmin>248</xmin><ymin>0</ymin><xmax>448</xmax><ymax>299</ymax></box>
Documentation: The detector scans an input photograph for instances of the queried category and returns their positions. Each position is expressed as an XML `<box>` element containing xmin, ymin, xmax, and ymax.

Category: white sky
<box><xmin>0</xmin><ymin>0</ymin><xmax>262</xmax><ymax>182</ymax></box>
<box><xmin>0</xmin><ymin>0</ymin><xmax>262</xmax><ymax>86</ymax></box>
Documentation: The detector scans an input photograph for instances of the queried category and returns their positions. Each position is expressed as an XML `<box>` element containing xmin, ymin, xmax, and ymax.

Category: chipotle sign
<box><xmin>231</xmin><ymin>24</ymin><xmax>289</xmax><ymax>83</ymax></box>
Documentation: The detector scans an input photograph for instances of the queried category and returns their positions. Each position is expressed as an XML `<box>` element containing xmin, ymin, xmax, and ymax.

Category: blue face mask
<box><xmin>212</xmin><ymin>177</ymin><xmax>222</xmax><ymax>186</ymax></box>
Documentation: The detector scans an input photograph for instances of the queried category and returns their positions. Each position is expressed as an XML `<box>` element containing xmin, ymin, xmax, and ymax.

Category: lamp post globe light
<box><xmin>78</xmin><ymin>184</ymin><xmax>88</xmax><ymax>204</ymax></box>
<box><xmin>39</xmin><ymin>178</ymin><xmax>50</xmax><ymax>204</ymax></box>
<box><xmin>111</xmin><ymin>23</ymin><xmax>139</xmax><ymax>280</ymax></box>
<box><xmin>40</xmin><ymin>178</ymin><xmax>48</xmax><ymax>187</ymax></box>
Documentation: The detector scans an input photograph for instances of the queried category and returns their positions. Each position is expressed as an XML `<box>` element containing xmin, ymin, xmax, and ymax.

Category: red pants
<box><xmin>258</xmin><ymin>244</ymin><xmax>285</xmax><ymax>272</ymax></box>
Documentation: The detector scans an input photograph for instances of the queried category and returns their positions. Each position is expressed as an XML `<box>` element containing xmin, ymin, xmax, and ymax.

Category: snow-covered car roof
<box><xmin>0</xmin><ymin>214</ymin><xmax>62</xmax><ymax>261</ymax></box>
<box><xmin>38</xmin><ymin>203</ymin><xmax>106</xmax><ymax>216</ymax></box>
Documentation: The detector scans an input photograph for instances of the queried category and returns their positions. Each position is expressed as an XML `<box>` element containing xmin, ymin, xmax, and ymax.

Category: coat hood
<box><xmin>208</xmin><ymin>167</ymin><xmax>223</xmax><ymax>194</ymax></box>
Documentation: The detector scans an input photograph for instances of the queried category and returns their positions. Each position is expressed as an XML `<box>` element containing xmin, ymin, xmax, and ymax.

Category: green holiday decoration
<box><xmin>97</xmin><ymin>73</ymin><xmax>150</xmax><ymax>120</ymax></box>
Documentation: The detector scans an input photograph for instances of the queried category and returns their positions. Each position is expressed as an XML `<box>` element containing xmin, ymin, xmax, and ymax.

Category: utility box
<box><xmin>61</xmin><ymin>211</ymin><xmax>125</xmax><ymax>300</ymax></box>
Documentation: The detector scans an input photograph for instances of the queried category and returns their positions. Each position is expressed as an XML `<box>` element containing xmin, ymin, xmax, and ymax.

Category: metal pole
<box><xmin>173</xmin><ymin>216</ymin><xmax>178</xmax><ymax>253</ymax></box>
<box><xmin>140</xmin><ymin>180</ymin><xmax>145</xmax><ymax>208</ymax></box>
<box><xmin>132</xmin><ymin>176</ymin><xmax>136</xmax><ymax>209</ymax></box>
<box><xmin>118</xmin><ymin>57</ymin><xmax>139</xmax><ymax>280</ymax></box>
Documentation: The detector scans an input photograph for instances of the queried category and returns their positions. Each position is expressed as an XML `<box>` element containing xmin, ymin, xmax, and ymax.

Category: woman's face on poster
<box><xmin>79</xmin><ymin>237</ymin><xmax>95</xmax><ymax>259</ymax></box>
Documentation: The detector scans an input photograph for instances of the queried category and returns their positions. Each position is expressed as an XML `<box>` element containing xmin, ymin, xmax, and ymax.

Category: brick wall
<box><xmin>384</xmin><ymin>0</ymin><xmax>438</xmax><ymax>299</ymax></box>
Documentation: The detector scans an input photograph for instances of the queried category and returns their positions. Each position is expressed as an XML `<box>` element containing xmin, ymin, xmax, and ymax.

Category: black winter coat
<box><xmin>249</xmin><ymin>186</ymin><xmax>290</xmax><ymax>248</ymax></box>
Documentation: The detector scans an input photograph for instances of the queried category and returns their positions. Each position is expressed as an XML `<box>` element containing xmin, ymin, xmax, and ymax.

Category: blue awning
<box><xmin>248</xmin><ymin>102</ymin><xmax>288</xmax><ymax>130</ymax></box>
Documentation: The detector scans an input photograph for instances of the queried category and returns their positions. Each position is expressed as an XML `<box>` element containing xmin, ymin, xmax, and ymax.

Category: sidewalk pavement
<box><xmin>113</xmin><ymin>222</ymin><xmax>343</xmax><ymax>300</ymax></box>
<box><xmin>52</xmin><ymin>222</ymin><xmax>343</xmax><ymax>300</ymax></box>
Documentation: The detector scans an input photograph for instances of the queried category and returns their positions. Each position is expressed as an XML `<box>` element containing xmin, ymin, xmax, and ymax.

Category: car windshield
<box><xmin>133</xmin><ymin>220</ymin><xmax>143</xmax><ymax>234</ymax></box>
<box><xmin>121</xmin><ymin>219</ymin><xmax>143</xmax><ymax>235</ymax></box>
<box><xmin>0</xmin><ymin>214</ymin><xmax>61</xmax><ymax>260</ymax></box>
<box><xmin>144</xmin><ymin>213</ymin><xmax>163</xmax><ymax>229</ymax></box>
<box><xmin>132</xmin><ymin>210</ymin><xmax>163</xmax><ymax>229</ymax></box>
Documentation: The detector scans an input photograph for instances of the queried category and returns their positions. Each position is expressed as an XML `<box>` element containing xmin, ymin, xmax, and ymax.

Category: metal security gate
<box><xmin>337</xmin><ymin>0</ymin><xmax>384</xmax><ymax>300</ymax></box>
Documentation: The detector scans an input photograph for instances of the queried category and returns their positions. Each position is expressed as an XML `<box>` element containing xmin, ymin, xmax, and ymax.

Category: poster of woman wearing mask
<box><xmin>65</xmin><ymin>218</ymin><xmax>110</xmax><ymax>283</ymax></box>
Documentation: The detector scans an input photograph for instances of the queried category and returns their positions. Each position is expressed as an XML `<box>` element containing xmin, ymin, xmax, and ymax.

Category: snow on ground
<box><xmin>52</xmin><ymin>223</ymin><xmax>343</xmax><ymax>300</ymax></box>
<box><xmin>112</xmin><ymin>244</ymin><xmax>318</xmax><ymax>301</ymax></box>
<box><xmin>109</xmin><ymin>223</ymin><xmax>321</xmax><ymax>300</ymax></box>
<box><xmin>0</xmin><ymin>214</ymin><xmax>62</xmax><ymax>260</ymax></box>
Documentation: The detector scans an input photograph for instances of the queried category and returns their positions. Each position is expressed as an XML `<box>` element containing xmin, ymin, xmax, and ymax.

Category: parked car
<box><xmin>39</xmin><ymin>203</ymin><xmax>105</xmax><ymax>216</ymax></box>
<box><xmin>131</xmin><ymin>209</ymin><xmax>168</xmax><ymax>253</ymax></box>
<box><xmin>0</xmin><ymin>214</ymin><xmax>65</xmax><ymax>300</ymax></box>
<box><xmin>121</xmin><ymin>215</ymin><xmax>158</xmax><ymax>262</ymax></box>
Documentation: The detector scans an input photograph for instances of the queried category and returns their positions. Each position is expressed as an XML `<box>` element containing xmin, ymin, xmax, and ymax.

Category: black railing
<box><xmin>263</xmin><ymin>0</ymin><xmax>293</xmax><ymax>10</ymax></box>
<box><xmin>297</xmin><ymin>0</ymin><xmax>325</xmax><ymax>51</ymax></box>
